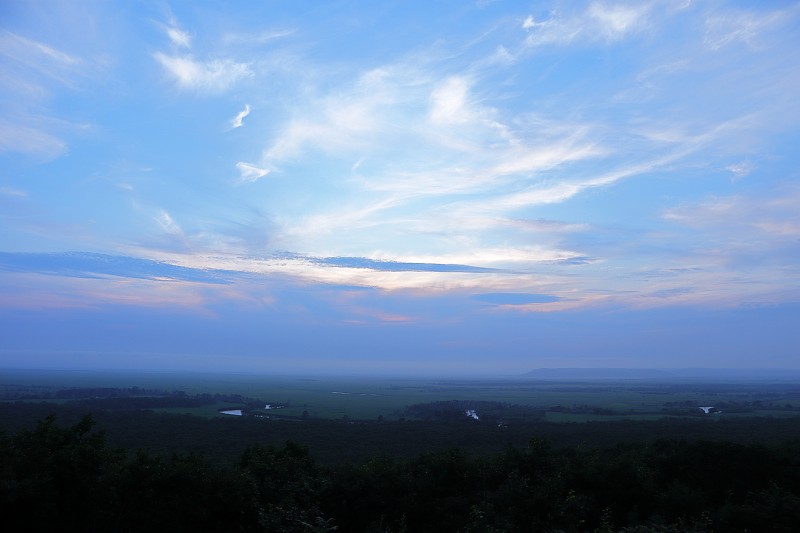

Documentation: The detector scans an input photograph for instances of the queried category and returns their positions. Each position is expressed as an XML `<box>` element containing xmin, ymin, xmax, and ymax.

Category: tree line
<box><xmin>2</xmin><ymin>414</ymin><xmax>799</xmax><ymax>532</ymax></box>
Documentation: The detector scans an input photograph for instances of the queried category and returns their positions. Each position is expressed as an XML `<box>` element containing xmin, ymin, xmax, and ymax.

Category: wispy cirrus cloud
<box><xmin>520</xmin><ymin>1</ymin><xmax>650</xmax><ymax>48</ymax></box>
<box><xmin>726</xmin><ymin>160</ymin><xmax>754</xmax><ymax>181</ymax></box>
<box><xmin>644</xmin><ymin>187</ymin><xmax>800</xmax><ymax>308</ymax></box>
<box><xmin>160</xmin><ymin>16</ymin><xmax>192</xmax><ymax>49</ymax></box>
<box><xmin>7</xmin><ymin>0</ymin><xmax>796</xmax><ymax>316</ymax></box>
<box><xmin>155</xmin><ymin>210</ymin><xmax>183</xmax><ymax>236</ymax></box>
<box><xmin>0</xmin><ymin>271</ymin><xmax>227</xmax><ymax>312</ymax></box>
<box><xmin>235</xmin><ymin>162</ymin><xmax>270</xmax><ymax>184</ymax></box>
<box><xmin>154</xmin><ymin>53</ymin><xmax>252</xmax><ymax>93</ymax></box>
<box><xmin>263</xmin><ymin>65</ymin><xmax>417</xmax><ymax>162</ymax></box>
<box><xmin>221</xmin><ymin>28</ymin><xmax>296</xmax><ymax>46</ymax></box>
<box><xmin>0</xmin><ymin>31</ymin><xmax>86</xmax><ymax>158</ymax></box>
<box><xmin>229</xmin><ymin>104</ymin><xmax>251</xmax><ymax>129</ymax></box>
<box><xmin>149</xmin><ymin>2</ymin><xmax>797</xmax><ymax>314</ymax></box>
<box><xmin>259</xmin><ymin>58</ymin><xmax>603</xmax><ymax>216</ymax></box>
<box><xmin>375</xmin><ymin>246</ymin><xmax>587</xmax><ymax>269</ymax></box>
<box><xmin>138</xmin><ymin>250</ymin><xmax>558</xmax><ymax>294</ymax></box>
<box><xmin>0</xmin><ymin>30</ymin><xmax>82</xmax><ymax>82</ymax></box>
<box><xmin>664</xmin><ymin>188</ymin><xmax>800</xmax><ymax>239</ymax></box>
<box><xmin>587</xmin><ymin>2</ymin><xmax>650</xmax><ymax>42</ymax></box>
<box><xmin>3</xmin><ymin>1</ymin><xmax>800</xmax><ymax>374</ymax></box>
<box><xmin>153</xmin><ymin>14</ymin><xmax>251</xmax><ymax>93</ymax></box>
<box><xmin>243</xmin><ymin>24</ymin><xmax>649</xmax><ymax>272</ymax></box>
<box><xmin>703</xmin><ymin>5</ymin><xmax>797</xmax><ymax>51</ymax></box>
<box><xmin>0</xmin><ymin>122</ymin><xmax>68</xmax><ymax>158</ymax></box>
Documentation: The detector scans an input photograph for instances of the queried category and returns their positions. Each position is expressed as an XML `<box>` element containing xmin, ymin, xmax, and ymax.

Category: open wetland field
<box><xmin>3</xmin><ymin>368</ymin><xmax>800</xmax><ymax>466</ymax></box>
<box><xmin>4</xmin><ymin>368</ymin><xmax>800</xmax><ymax>421</ymax></box>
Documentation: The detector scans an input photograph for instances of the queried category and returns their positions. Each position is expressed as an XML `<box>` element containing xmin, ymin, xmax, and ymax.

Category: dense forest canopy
<box><xmin>2</xmin><ymin>413</ymin><xmax>799</xmax><ymax>532</ymax></box>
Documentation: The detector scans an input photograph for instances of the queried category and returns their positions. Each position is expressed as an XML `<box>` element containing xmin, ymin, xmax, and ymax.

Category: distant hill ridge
<box><xmin>525</xmin><ymin>368</ymin><xmax>800</xmax><ymax>380</ymax></box>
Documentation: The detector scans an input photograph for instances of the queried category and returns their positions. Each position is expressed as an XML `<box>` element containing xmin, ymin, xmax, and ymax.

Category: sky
<box><xmin>1</xmin><ymin>0</ymin><xmax>799</xmax><ymax>376</ymax></box>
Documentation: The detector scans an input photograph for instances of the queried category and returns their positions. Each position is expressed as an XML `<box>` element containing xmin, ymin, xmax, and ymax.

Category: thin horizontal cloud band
<box><xmin>0</xmin><ymin>251</ymin><xmax>507</xmax><ymax>281</ymax></box>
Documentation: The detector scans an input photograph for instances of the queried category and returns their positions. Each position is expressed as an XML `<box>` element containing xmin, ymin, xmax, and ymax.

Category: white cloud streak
<box><xmin>0</xmin><ymin>31</ymin><xmax>88</xmax><ymax>158</ymax></box>
<box><xmin>155</xmin><ymin>210</ymin><xmax>183</xmax><ymax>236</ymax></box>
<box><xmin>0</xmin><ymin>121</ymin><xmax>67</xmax><ymax>158</ymax></box>
<box><xmin>703</xmin><ymin>6</ymin><xmax>794</xmax><ymax>51</ymax></box>
<box><xmin>664</xmin><ymin>189</ymin><xmax>800</xmax><ymax>237</ymax></box>
<box><xmin>221</xmin><ymin>29</ymin><xmax>296</xmax><ymax>45</ymax></box>
<box><xmin>235</xmin><ymin>162</ymin><xmax>270</xmax><ymax>184</ymax></box>
<box><xmin>154</xmin><ymin>53</ymin><xmax>252</xmax><ymax>93</ymax></box>
<box><xmin>264</xmin><ymin>66</ymin><xmax>414</xmax><ymax>162</ymax></box>
<box><xmin>153</xmin><ymin>13</ymin><xmax>251</xmax><ymax>93</ymax></box>
<box><xmin>229</xmin><ymin>104</ymin><xmax>251</xmax><ymax>129</ymax></box>
<box><xmin>165</xmin><ymin>21</ymin><xmax>191</xmax><ymax>49</ymax></box>
<box><xmin>0</xmin><ymin>30</ymin><xmax>81</xmax><ymax>72</ymax></box>
<box><xmin>587</xmin><ymin>2</ymin><xmax>649</xmax><ymax>42</ymax></box>
<box><xmin>521</xmin><ymin>2</ymin><xmax>650</xmax><ymax>49</ymax></box>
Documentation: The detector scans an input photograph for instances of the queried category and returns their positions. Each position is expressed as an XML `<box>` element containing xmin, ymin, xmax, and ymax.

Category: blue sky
<box><xmin>1</xmin><ymin>1</ymin><xmax>799</xmax><ymax>375</ymax></box>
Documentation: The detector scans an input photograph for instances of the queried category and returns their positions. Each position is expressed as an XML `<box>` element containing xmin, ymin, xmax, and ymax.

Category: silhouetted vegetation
<box><xmin>3</xmin><ymin>379</ymin><xmax>800</xmax><ymax>530</ymax></box>
<box><xmin>2</xmin><ymin>398</ymin><xmax>800</xmax><ymax>466</ymax></box>
<box><xmin>2</xmin><ymin>414</ymin><xmax>800</xmax><ymax>532</ymax></box>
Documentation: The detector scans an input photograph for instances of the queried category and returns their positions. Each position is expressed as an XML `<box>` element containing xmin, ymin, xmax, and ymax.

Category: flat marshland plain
<box><xmin>2</xmin><ymin>368</ymin><xmax>799</xmax><ymax>419</ymax></box>
<box><xmin>2</xmin><ymin>368</ymin><xmax>800</xmax><ymax>465</ymax></box>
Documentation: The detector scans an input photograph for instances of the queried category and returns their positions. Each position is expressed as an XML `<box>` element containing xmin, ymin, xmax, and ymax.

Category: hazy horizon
<box><xmin>2</xmin><ymin>1</ymin><xmax>799</xmax><ymax>375</ymax></box>
<box><xmin>4</xmin><ymin>363</ymin><xmax>800</xmax><ymax>383</ymax></box>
